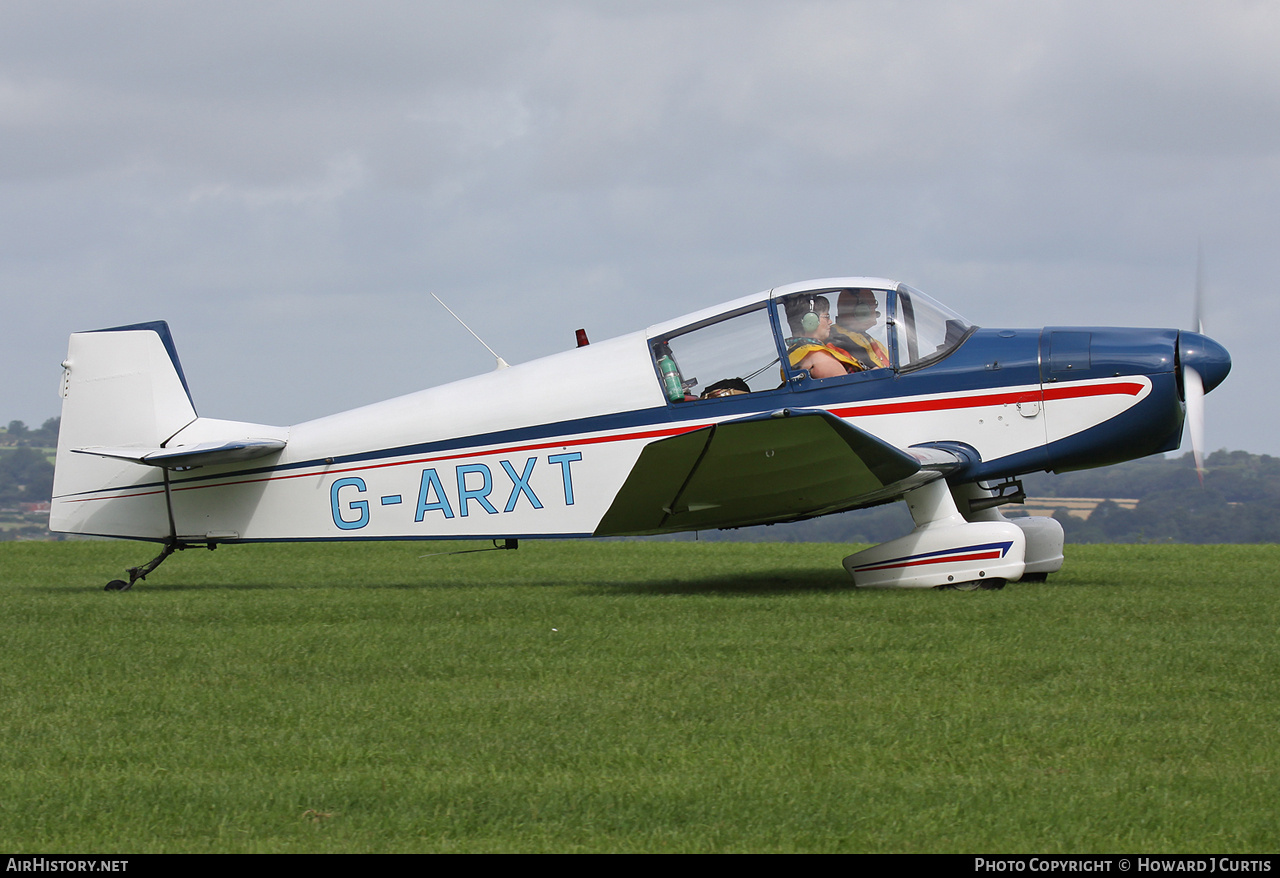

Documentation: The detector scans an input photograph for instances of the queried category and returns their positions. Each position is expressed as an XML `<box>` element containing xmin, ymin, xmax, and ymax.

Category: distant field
<box><xmin>1</xmin><ymin>540</ymin><xmax>1277</xmax><ymax>853</ymax></box>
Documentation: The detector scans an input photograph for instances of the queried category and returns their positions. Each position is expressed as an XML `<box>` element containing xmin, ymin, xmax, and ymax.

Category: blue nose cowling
<box><xmin>1177</xmin><ymin>331</ymin><xmax>1231</xmax><ymax>393</ymax></box>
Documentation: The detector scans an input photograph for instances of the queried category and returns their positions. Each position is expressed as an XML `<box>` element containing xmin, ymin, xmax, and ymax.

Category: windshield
<box><xmin>893</xmin><ymin>285</ymin><xmax>974</xmax><ymax>369</ymax></box>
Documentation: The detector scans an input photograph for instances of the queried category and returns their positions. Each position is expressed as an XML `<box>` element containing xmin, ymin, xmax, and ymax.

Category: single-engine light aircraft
<box><xmin>51</xmin><ymin>278</ymin><xmax>1230</xmax><ymax>590</ymax></box>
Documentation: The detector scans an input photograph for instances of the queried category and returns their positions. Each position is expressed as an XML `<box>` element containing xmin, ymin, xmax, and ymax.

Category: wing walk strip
<box><xmin>59</xmin><ymin>380</ymin><xmax>1147</xmax><ymax>504</ymax></box>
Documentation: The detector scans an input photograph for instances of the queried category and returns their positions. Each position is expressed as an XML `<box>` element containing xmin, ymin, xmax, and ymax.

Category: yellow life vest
<box><xmin>785</xmin><ymin>339</ymin><xmax>866</xmax><ymax>373</ymax></box>
<box><xmin>829</xmin><ymin>327</ymin><xmax>890</xmax><ymax>369</ymax></box>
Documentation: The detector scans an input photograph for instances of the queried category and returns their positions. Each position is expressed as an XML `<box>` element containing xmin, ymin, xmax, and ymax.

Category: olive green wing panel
<box><xmin>594</xmin><ymin>409</ymin><xmax>921</xmax><ymax>536</ymax></box>
<box><xmin>592</xmin><ymin>425</ymin><xmax>716</xmax><ymax>535</ymax></box>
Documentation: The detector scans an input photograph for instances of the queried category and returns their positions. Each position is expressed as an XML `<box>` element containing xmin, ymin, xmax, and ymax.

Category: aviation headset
<box><xmin>801</xmin><ymin>296</ymin><xmax>822</xmax><ymax>334</ymax></box>
<box><xmin>847</xmin><ymin>294</ymin><xmax>876</xmax><ymax>321</ymax></box>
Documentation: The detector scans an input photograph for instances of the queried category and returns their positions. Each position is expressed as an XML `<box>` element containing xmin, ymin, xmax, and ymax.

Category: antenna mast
<box><xmin>431</xmin><ymin>294</ymin><xmax>510</xmax><ymax>370</ymax></box>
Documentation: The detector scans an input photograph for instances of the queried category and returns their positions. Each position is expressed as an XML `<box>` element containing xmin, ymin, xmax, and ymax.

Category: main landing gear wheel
<box><xmin>936</xmin><ymin>578</ymin><xmax>1006</xmax><ymax>591</ymax></box>
<box><xmin>104</xmin><ymin>579</ymin><xmax>131</xmax><ymax>592</ymax></box>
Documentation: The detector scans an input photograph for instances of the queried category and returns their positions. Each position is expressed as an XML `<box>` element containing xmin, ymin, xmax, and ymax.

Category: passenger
<box><xmin>783</xmin><ymin>294</ymin><xmax>863</xmax><ymax>379</ymax></box>
<box><xmin>700</xmin><ymin>377</ymin><xmax>750</xmax><ymax>399</ymax></box>
<box><xmin>830</xmin><ymin>289</ymin><xmax>890</xmax><ymax>369</ymax></box>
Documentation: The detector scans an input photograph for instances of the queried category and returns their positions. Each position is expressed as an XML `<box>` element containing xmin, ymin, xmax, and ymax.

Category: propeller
<box><xmin>1184</xmin><ymin>361</ymin><xmax>1205</xmax><ymax>485</ymax></box>
<box><xmin>1183</xmin><ymin>244</ymin><xmax>1208</xmax><ymax>485</ymax></box>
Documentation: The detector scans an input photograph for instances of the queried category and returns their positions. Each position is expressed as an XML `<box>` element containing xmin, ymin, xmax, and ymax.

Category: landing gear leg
<box><xmin>953</xmin><ymin>482</ymin><xmax>1064</xmax><ymax>582</ymax></box>
<box><xmin>104</xmin><ymin>540</ymin><xmax>216</xmax><ymax>591</ymax></box>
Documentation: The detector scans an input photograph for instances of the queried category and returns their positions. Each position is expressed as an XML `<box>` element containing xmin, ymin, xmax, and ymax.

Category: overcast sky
<box><xmin>3</xmin><ymin>0</ymin><xmax>1275</xmax><ymax>457</ymax></box>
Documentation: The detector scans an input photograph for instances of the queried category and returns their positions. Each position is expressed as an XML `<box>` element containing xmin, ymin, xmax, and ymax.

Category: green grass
<box><xmin>0</xmin><ymin>540</ymin><xmax>1277</xmax><ymax>852</ymax></box>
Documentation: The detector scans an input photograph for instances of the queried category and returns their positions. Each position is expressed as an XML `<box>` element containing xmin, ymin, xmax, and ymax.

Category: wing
<box><xmin>594</xmin><ymin>408</ymin><xmax>954</xmax><ymax>535</ymax></box>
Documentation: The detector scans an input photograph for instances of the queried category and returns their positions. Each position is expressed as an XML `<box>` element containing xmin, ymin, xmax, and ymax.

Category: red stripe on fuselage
<box><xmin>171</xmin><ymin>424</ymin><xmax>706</xmax><ymax>494</ymax></box>
<box><xmin>830</xmin><ymin>381</ymin><xmax>1144</xmax><ymax>420</ymax></box>
<box><xmin>61</xmin><ymin>424</ymin><xmax>709</xmax><ymax>503</ymax></box>
<box><xmin>61</xmin><ymin>379</ymin><xmax>1147</xmax><ymax>503</ymax></box>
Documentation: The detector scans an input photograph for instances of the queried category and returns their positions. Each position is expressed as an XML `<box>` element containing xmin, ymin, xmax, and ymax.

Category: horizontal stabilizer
<box><xmin>74</xmin><ymin>438</ymin><xmax>287</xmax><ymax>469</ymax></box>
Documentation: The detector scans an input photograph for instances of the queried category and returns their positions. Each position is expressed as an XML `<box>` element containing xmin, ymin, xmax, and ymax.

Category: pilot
<box><xmin>830</xmin><ymin>289</ymin><xmax>890</xmax><ymax>369</ymax></box>
<box><xmin>783</xmin><ymin>294</ymin><xmax>863</xmax><ymax>379</ymax></box>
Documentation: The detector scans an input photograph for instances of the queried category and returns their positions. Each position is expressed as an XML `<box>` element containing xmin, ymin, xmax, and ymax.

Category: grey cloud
<box><xmin>2</xmin><ymin>0</ymin><xmax>1274</xmax><ymax>454</ymax></box>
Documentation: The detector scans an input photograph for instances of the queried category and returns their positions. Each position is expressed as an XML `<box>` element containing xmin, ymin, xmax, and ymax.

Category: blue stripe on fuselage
<box><xmin>67</xmin><ymin>327</ymin><xmax>1169</xmax><ymax>498</ymax></box>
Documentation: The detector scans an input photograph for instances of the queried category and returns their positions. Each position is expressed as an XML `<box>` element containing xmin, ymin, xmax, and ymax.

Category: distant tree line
<box><xmin>1026</xmin><ymin>450</ymin><xmax>1280</xmax><ymax>544</ymax></box>
<box><xmin>0</xmin><ymin>446</ymin><xmax>55</xmax><ymax>509</ymax></box>
<box><xmin>0</xmin><ymin>419</ymin><xmax>59</xmax><ymax>539</ymax></box>
<box><xmin>1</xmin><ymin>418</ymin><xmax>60</xmax><ymax>447</ymax></box>
<box><xmin>0</xmin><ymin>419</ymin><xmax>58</xmax><ymax>507</ymax></box>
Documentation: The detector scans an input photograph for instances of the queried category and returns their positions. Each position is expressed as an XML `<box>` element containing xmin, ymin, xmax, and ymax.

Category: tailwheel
<box><xmin>102</xmin><ymin>540</ymin><xmax>217</xmax><ymax>593</ymax></box>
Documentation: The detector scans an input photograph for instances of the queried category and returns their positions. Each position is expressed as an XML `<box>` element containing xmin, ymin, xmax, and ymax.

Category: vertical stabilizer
<box><xmin>51</xmin><ymin>322</ymin><xmax>198</xmax><ymax>539</ymax></box>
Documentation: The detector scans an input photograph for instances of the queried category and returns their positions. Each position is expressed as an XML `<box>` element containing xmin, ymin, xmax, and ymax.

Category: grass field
<box><xmin>1</xmin><ymin>540</ymin><xmax>1277</xmax><ymax>853</ymax></box>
